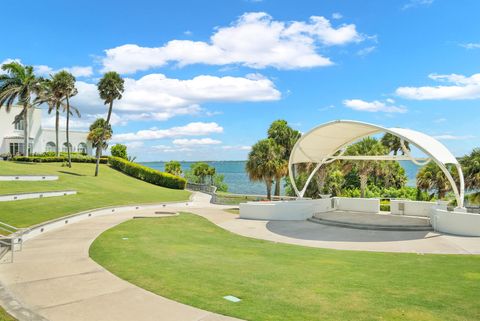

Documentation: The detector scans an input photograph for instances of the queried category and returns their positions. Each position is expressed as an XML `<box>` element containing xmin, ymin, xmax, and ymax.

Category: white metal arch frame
<box><xmin>288</xmin><ymin>120</ymin><xmax>465</xmax><ymax>208</ymax></box>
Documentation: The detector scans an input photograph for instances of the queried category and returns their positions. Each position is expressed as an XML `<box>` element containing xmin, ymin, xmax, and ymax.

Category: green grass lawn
<box><xmin>0</xmin><ymin>307</ymin><xmax>16</xmax><ymax>321</ymax></box>
<box><xmin>90</xmin><ymin>213</ymin><xmax>480</xmax><ymax>321</ymax></box>
<box><xmin>0</xmin><ymin>162</ymin><xmax>190</xmax><ymax>227</ymax></box>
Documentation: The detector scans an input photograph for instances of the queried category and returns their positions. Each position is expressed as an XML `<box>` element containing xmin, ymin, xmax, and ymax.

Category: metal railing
<box><xmin>0</xmin><ymin>221</ymin><xmax>23</xmax><ymax>263</ymax></box>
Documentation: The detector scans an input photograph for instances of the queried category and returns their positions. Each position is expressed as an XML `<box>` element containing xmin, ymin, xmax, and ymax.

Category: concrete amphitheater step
<box><xmin>307</xmin><ymin>216</ymin><xmax>434</xmax><ymax>231</ymax></box>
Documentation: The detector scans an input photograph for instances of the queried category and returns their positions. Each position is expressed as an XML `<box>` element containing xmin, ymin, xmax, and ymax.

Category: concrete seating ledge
<box><xmin>0</xmin><ymin>190</ymin><xmax>76</xmax><ymax>202</ymax></box>
<box><xmin>0</xmin><ymin>175</ymin><xmax>58</xmax><ymax>181</ymax></box>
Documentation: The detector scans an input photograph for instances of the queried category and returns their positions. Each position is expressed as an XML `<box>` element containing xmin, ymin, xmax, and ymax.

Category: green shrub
<box><xmin>111</xmin><ymin>144</ymin><xmax>128</xmax><ymax>159</ymax></box>
<box><xmin>13</xmin><ymin>156</ymin><xmax>108</xmax><ymax>163</ymax></box>
<box><xmin>108</xmin><ymin>156</ymin><xmax>186</xmax><ymax>190</ymax></box>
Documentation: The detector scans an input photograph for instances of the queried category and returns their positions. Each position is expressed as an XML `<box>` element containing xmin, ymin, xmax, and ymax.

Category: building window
<box><xmin>46</xmin><ymin>142</ymin><xmax>56</xmax><ymax>152</ymax></box>
<box><xmin>62</xmin><ymin>142</ymin><xmax>73</xmax><ymax>152</ymax></box>
<box><xmin>78</xmin><ymin>143</ymin><xmax>87</xmax><ymax>154</ymax></box>
<box><xmin>14</xmin><ymin>119</ymin><xmax>25</xmax><ymax>131</ymax></box>
<box><xmin>9</xmin><ymin>142</ymin><xmax>32</xmax><ymax>155</ymax></box>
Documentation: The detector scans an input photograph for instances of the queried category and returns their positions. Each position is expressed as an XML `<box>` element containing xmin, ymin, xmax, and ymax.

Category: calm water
<box><xmin>140</xmin><ymin>161</ymin><xmax>420</xmax><ymax>195</ymax></box>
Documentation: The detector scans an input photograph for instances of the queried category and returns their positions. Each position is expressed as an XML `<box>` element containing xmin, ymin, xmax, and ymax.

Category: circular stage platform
<box><xmin>309</xmin><ymin>211</ymin><xmax>432</xmax><ymax>231</ymax></box>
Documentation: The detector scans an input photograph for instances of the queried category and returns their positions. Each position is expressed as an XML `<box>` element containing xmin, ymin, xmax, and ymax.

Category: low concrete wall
<box><xmin>335</xmin><ymin>197</ymin><xmax>380</xmax><ymax>213</ymax></box>
<box><xmin>431</xmin><ymin>209</ymin><xmax>480</xmax><ymax>237</ymax></box>
<box><xmin>391</xmin><ymin>200</ymin><xmax>438</xmax><ymax>217</ymax></box>
<box><xmin>0</xmin><ymin>190</ymin><xmax>76</xmax><ymax>202</ymax></box>
<box><xmin>239</xmin><ymin>199</ymin><xmax>331</xmax><ymax>220</ymax></box>
<box><xmin>0</xmin><ymin>175</ymin><xmax>58</xmax><ymax>181</ymax></box>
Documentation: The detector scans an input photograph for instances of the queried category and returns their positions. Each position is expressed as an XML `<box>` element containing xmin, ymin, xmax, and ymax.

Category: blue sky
<box><xmin>2</xmin><ymin>0</ymin><xmax>479</xmax><ymax>161</ymax></box>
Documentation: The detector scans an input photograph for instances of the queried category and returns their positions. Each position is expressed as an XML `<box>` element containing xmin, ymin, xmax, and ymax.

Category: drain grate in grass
<box><xmin>223</xmin><ymin>295</ymin><xmax>241</xmax><ymax>303</ymax></box>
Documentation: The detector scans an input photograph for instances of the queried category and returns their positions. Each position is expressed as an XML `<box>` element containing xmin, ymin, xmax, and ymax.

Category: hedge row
<box><xmin>13</xmin><ymin>156</ymin><xmax>108</xmax><ymax>163</ymax></box>
<box><xmin>108</xmin><ymin>156</ymin><xmax>186</xmax><ymax>190</ymax></box>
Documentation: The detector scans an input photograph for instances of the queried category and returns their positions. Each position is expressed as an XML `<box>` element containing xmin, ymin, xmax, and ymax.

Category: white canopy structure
<box><xmin>288</xmin><ymin>120</ymin><xmax>465</xmax><ymax>208</ymax></box>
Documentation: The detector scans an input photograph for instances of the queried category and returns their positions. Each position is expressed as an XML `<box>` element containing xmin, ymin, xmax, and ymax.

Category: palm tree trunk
<box><xmin>360</xmin><ymin>174</ymin><xmax>368</xmax><ymax>198</ymax></box>
<box><xmin>266</xmin><ymin>178</ymin><xmax>272</xmax><ymax>200</ymax></box>
<box><xmin>95</xmin><ymin>101</ymin><xmax>114</xmax><ymax>177</ymax></box>
<box><xmin>23</xmin><ymin>105</ymin><xmax>29</xmax><ymax>157</ymax></box>
<box><xmin>55</xmin><ymin>106</ymin><xmax>59</xmax><ymax>156</ymax></box>
<box><xmin>66</xmin><ymin>95</ymin><xmax>71</xmax><ymax>168</ymax></box>
<box><xmin>274</xmin><ymin>177</ymin><xmax>281</xmax><ymax>197</ymax></box>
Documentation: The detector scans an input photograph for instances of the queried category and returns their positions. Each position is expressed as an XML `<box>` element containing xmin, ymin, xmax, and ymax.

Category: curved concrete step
<box><xmin>308</xmin><ymin>217</ymin><xmax>433</xmax><ymax>231</ymax></box>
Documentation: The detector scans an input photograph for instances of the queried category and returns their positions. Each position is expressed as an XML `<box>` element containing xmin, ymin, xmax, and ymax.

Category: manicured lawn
<box><xmin>0</xmin><ymin>162</ymin><xmax>190</xmax><ymax>227</ymax></box>
<box><xmin>90</xmin><ymin>213</ymin><xmax>480</xmax><ymax>321</ymax></box>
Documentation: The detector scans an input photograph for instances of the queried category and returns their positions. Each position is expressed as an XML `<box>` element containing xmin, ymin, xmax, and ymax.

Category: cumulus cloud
<box><xmin>396</xmin><ymin>73</ymin><xmax>480</xmax><ymax>100</ymax></box>
<box><xmin>70</xmin><ymin>73</ymin><xmax>280</xmax><ymax>123</ymax></box>
<box><xmin>34</xmin><ymin>65</ymin><xmax>93</xmax><ymax>77</ymax></box>
<box><xmin>222</xmin><ymin>145</ymin><xmax>252</xmax><ymax>151</ymax></box>
<box><xmin>113</xmin><ymin>122</ymin><xmax>223</xmax><ymax>141</ymax></box>
<box><xmin>173</xmin><ymin>138</ymin><xmax>222</xmax><ymax>146</ymax></box>
<box><xmin>402</xmin><ymin>0</ymin><xmax>434</xmax><ymax>10</ymax></box>
<box><xmin>101</xmin><ymin>12</ymin><xmax>366</xmax><ymax>73</ymax></box>
<box><xmin>460</xmin><ymin>43</ymin><xmax>480</xmax><ymax>49</ymax></box>
<box><xmin>343</xmin><ymin>99</ymin><xmax>407</xmax><ymax>113</ymax></box>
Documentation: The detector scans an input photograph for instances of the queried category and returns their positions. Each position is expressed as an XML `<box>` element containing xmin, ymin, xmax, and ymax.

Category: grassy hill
<box><xmin>0</xmin><ymin>161</ymin><xmax>190</xmax><ymax>227</ymax></box>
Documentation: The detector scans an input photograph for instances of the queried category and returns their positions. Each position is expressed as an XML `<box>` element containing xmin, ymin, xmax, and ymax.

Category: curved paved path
<box><xmin>1</xmin><ymin>192</ymin><xmax>479</xmax><ymax>321</ymax></box>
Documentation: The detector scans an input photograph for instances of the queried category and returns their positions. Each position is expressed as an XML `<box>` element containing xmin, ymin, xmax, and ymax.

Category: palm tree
<box><xmin>87</xmin><ymin>118</ymin><xmax>112</xmax><ymax>160</ymax></box>
<box><xmin>54</xmin><ymin>71</ymin><xmax>78</xmax><ymax>167</ymax></box>
<box><xmin>461</xmin><ymin>148</ymin><xmax>480</xmax><ymax>190</ymax></box>
<box><xmin>95</xmin><ymin>72</ymin><xmax>125</xmax><ymax>176</ymax></box>
<box><xmin>416</xmin><ymin>162</ymin><xmax>450</xmax><ymax>199</ymax></box>
<box><xmin>165</xmin><ymin>161</ymin><xmax>182</xmax><ymax>176</ymax></box>
<box><xmin>344</xmin><ymin>137</ymin><xmax>388</xmax><ymax>198</ymax></box>
<box><xmin>246</xmin><ymin>138</ymin><xmax>283</xmax><ymax>200</ymax></box>
<box><xmin>381</xmin><ymin>133</ymin><xmax>410</xmax><ymax>155</ymax></box>
<box><xmin>267</xmin><ymin>120</ymin><xmax>301</xmax><ymax>196</ymax></box>
<box><xmin>0</xmin><ymin>62</ymin><xmax>42</xmax><ymax>156</ymax></box>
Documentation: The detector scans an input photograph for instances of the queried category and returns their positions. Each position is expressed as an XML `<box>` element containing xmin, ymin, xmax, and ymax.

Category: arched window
<box><xmin>78</xmin><ymin>142</ymin><xmax>87</xmax><ymax>154</ymax></box>
<box><xmin>45</xmin><ymin>142</ymin><xmax>56</xmax><ymax>152</ymax></box>
<box><xmin>62</xmin><ymin>142</ymin><xmax>73</xmax><ymax>152</ymax></box>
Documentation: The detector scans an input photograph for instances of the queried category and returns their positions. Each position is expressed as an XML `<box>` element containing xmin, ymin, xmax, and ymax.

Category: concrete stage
<box><xmin>309</xmin><ymin>211</ymin><xmax>432</xmax><ymax>231</ymax></box>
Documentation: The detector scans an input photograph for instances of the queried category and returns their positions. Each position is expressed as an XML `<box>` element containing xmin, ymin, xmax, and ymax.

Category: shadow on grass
<box><xmin>58</xmin><ymin>170</ymin><xmax>85</xmax><ymax>176</ymax></box>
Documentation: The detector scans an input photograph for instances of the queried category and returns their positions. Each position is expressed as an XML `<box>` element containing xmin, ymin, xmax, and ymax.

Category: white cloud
<box><xmin>332</xmin><ymin>12</ymin><xmax>343</xmax><ymax>20</ymax></box>
<box><xmin>460</xmin><ymin>43</ymin><xmax>480</xmax><ymax>49</ymax></box>
<box><xmin>402</xmin><ymin>0</ymin><xmax>434</xmax><ymax>10</ymax></box>
<box><xmin>113</xmin><ymin>122</ymin><xmax>223</xmax><ymax>141</ymax></box>
<box><xmin>71</xmin><ymin>73</ymin><xmax>280</xmax><ymax>124</ymax></box>
<box><xmin>222</xmin><ymin>145</ymin><xmax>252</xmax><ymax>151</ymax></box>
<box><xmin>396</xmin><ymin>73</ymin><xmax>480</xmax><ymax>100</ymax></box>
<box><xmin>34</xmin><ymin>65</ymin><xmax>93</xmax><ymax>77</ymax></box>
<box><xmin>432</xmin><ymin>134</ymin><xmax>475</xmax><ymax>140</ymax></box>
<box><xmin>357</xmin><ymin>46</ymin><xmax>376</xmax><ymax>56</ymax></box>
<box><xmin>172</xmin><ymin>138</ymin><xmax>222</xmax><ymax>146</ymax></box>
<box><xmin>343</xmin><ymin>99</ymin><xmax>407</xmax><ymax>113</ymax></box>
<box><xmin>433</xmin><ymin>117</ymin><xmax>446</xmax><ymax>123</ymax></box>
<box><xmin>102</xmin><ymin>12</ymin><xmax>366</xmax><ymax>73</ymax></box>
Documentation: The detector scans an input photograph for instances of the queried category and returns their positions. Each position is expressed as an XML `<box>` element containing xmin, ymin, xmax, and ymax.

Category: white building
<box><xmin>0</xmin><ymin>106</ymin><xmax>92</xmax><ymax>156</ymax></box>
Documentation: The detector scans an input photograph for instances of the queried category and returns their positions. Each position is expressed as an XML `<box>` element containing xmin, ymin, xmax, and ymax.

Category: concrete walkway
<box><xmin>1</xmin><ymin>192</ymin><xmax>479</xmax><ymax>321</ymax></box>
<box><xmin>0</xmin><ymin>195</ymin><xmax>241</xmax><ymax>321</ymax></box>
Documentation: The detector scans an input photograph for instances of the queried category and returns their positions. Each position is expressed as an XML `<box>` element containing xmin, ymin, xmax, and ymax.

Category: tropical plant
<box><xmin>53</xmin><ymin>71</ymin><xmax>78</xmax><ymax>167</ymax></box>
<box><xmin>0</xmin><ymin>62</ymin><xmax>43</xmax><ymax>156</ymax></box>
<box><xmin>246</xmin><ymin>138</ymin><xmax>283</xmax><ymax>200</ymax></box>
<box><xmin>190</xmin><ymin>162</ymin><xmax>215</xmax><ymax>184</ymax></box>
<box><xmin>461</xmin><ymin>148</ymin><xmax>480</xmax><ymax>190</ymax></box>
<box><xmin>267</xmin><ymin>119</ymin><xmax>301</xmax><ymax>196</ymax></box>
<box><xmin>416</xmin><ymin>162</ymin><xmax>451</xmax><ymax>199</ymax></box>
<box><xmin>111</xmin><ymin>144</ymin><xmax>128</xmax><ymax>159</ymax></box>
<box><xmin>165</xmin><ymin>161</ymin><xmax>182</xmax><ymax>176</ymax></box>
<box><xmin>324</xmin><ymin>169</ymin><xmax>345</xmax><ymax>196</ymax></box>
<box><xmin>381</xmin><ymin>133</ymin><xmax>410</xmax><ymax>155</ymax></box>
<box><xmin>87</xmin><ymin>119</ymin><xmax>112</xmax><ymax>162</ymax></box>
<box><xmin>344</xmin><ymin>137</ymin><xmax>388</xmax><ymax>198</ymax></box>
<box><xmin>95</xmin><ymin>72</ymin><xmax>125</xmax><ymax>176</ymax></box>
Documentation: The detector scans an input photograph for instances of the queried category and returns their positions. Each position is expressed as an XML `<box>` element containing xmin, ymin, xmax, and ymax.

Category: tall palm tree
<box><xmin>0</xmin><ymin>62</ymin><xmax>42</xmax><ymax>156</ymax></box>
<box><xmin>95</xmin><ymin>72</ymin><xmax>125</xmax><ymax>176</ymax></box>
<box><xmin>54</xmin><ymin>71</ymin><xmax>78</xmax><ymax>167</ymax></box>
<box><xmin>381</xmin><ymin>133</ymin><xmax>410</xmax><ymax>155</ymax></box>
<box><xmin>246</xmin><ymin>138</ymin><xmax>283</xmax><ymax>200</ymax></box>
<box><xmin>344</xmin><ymin>137</ymin><xmax>388</xmax><ymax>198</ymax></box>
<box><xmin>416</xmin><ymin>162</ymin><xmax>451</xmax><ymax>199</ymax></box>
<box><xmin>461</xmin><ymin>148</ymin><xmax>480</xmax><ymax>190</ymax></box>
<box><xmin>267</xmin><ymin>120</ymin><xmax>301</xmax><ymax>196</ymax></box>
<box><xmin>88</xmin><ymin>118</ymin><xmax>112</xmax><ymax>159</ymax></box>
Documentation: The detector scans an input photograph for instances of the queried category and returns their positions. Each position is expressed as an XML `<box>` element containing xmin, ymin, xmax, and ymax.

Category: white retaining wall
<box><xmin>390</xmin><ymin>200</ymin><xmax>436</xmax><ymax>217</ymax></box>
<box><xmin>0</xmin><ymin>175</ymin><xmax>58</xmax><ymax>181</ymax></box>
<box><xmin>431</xmin><ymin>208</ymin><xmax>480</xmax><ymax>237</ymax></box>
<box><xmin>335</xmin><ymin>197</ymin><xmax>380</xmax><ymax>213</ymax></box>
<box><xmin>0</xmin><ymin>190</ymin><xmax>76</xmax><ymax>202</ymax></box>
